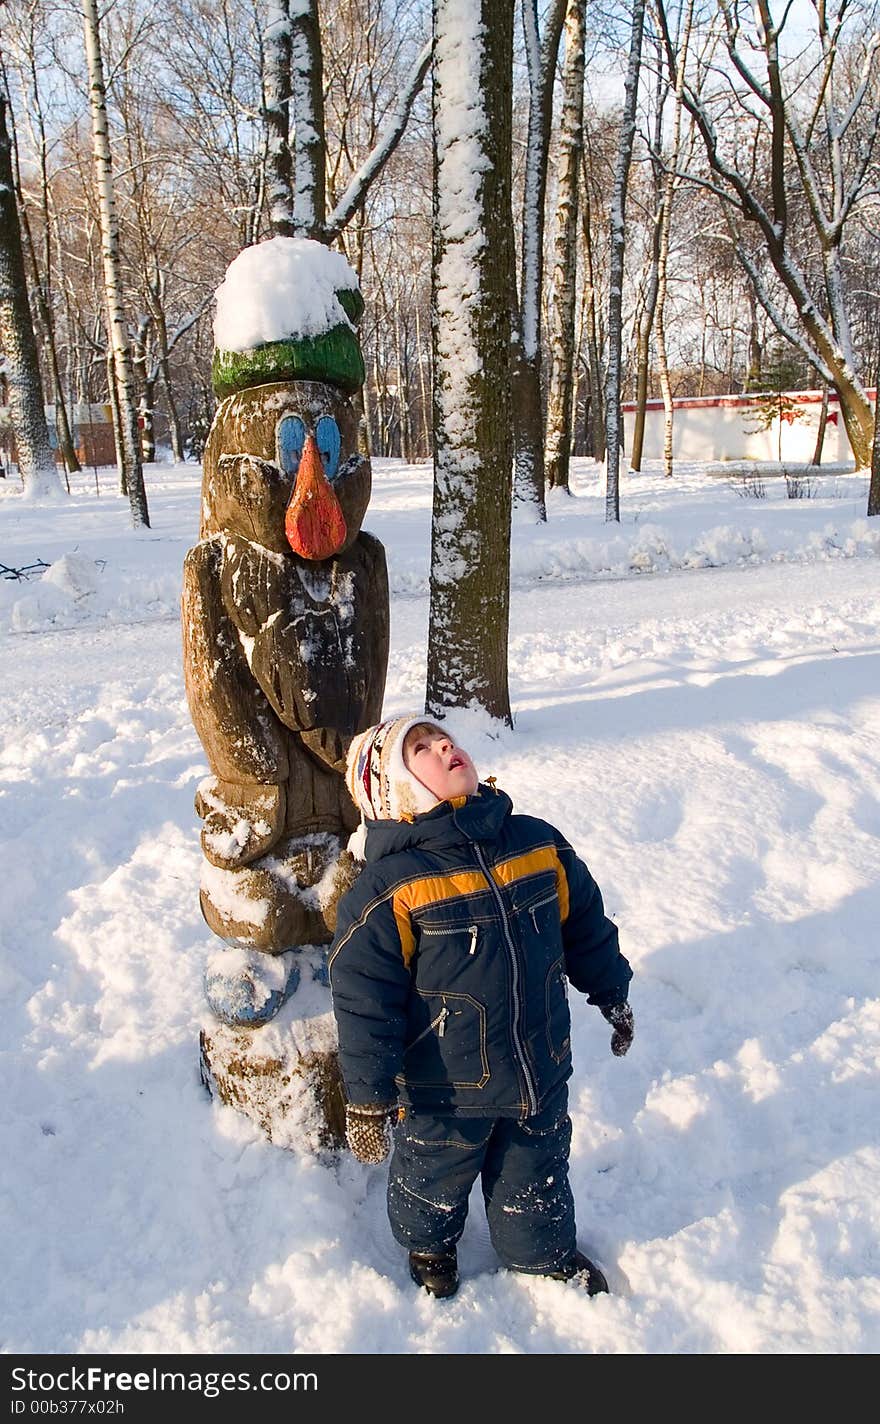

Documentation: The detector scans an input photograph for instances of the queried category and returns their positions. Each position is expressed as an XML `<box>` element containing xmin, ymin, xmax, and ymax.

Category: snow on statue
<box><xmin>181</xmin><ymin>237</ymin><xmax>389</xmax><ymax>1148</ymax></box>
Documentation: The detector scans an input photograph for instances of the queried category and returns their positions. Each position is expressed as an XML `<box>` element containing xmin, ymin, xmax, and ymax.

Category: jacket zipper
<box><xmin>406</xmin><ymin>1004</ymin><xmax>449</xmax><ymax>1051</ymax></box>
<box><xmin>528</xmin><ymin>892</ymin><xmax>557</xmax><ymax>933</ymax></box>
<box><xmin>419</xmin><ymin>923</ymin><xmax>480</xmax><ymax>954</ymax></box>
<box><xmin>473</xmin><ymin>842</ymin><xmax>538</xmax><ymax>1115</ymax></box>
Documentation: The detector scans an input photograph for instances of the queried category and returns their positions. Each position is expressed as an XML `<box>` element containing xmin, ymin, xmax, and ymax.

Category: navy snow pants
<box><xmin>387</xmin><ymin>1086</ymin><xmax>577</xmax><ymax>1273</ymax></box>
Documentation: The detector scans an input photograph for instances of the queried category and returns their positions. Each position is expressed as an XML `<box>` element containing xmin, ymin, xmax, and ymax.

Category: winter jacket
<box><xmin>329</xmin><ymin>783</ymin><xmax>632</xmax><ymax>1119</ymax></box>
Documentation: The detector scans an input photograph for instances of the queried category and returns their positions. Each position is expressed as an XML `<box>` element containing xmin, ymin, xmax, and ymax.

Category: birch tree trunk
<box><xmin>0</xmin><ymin>94</ymin><xmax>61</xmax><ymax>500</ymax></box>
<box><xmin>629</xmin><ymin>62</ymin><xmax>665</xmax><ymax>473</ymax></box>
<box><xmin>604</xmin><ymin>0</ymin><xmax>647</xmax><ymax>522</ymax></box>
<box><xmin>427</xmin><ymin>0</ymin><xmax>513</xmax><ymax>724</ymax></box>
<box><xmin>869</xmin><ymin>379</ymin><xmax>880</xmax><ymax>517</ymax></box>
<box><xmin>290</xmin><ymin>0</ymin><xmax>325</xmax><ymax>240</ymax></box>
<box><xmin>545</xmin><ymin>0</ymin><xmax>586</xmax><ymax>493</ymax></box>
<box><xmin>264</xmin><ymin>0</ymin><xmax>295</xmax><ymax>238</ymax></box>
<box><xmin>82</xmin><ymin>0</ymin><xmax>149</xmax><ymax>526</ymax></box>
<box><xmin>655</xmin><ymin>0</ymin><xmax>693</xmax><ymax>478</ymax></box>
<box><xmin>511</xmin><ymin>0</ymin><xmax>567</xmax><ymax>521</ymax></box>
<box><xmin>580</xmin><ymin>146</ymin><xmax>605</xmax><ymax>462</ymax></box>
<box><xmin>812</xmin><ymin>383</ymin><xmax>829</xmax><ymax>466</ymax></box>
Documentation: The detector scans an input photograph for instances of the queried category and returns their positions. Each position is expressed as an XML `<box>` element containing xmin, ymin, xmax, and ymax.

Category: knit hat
<box><xmin>346</xmin><ymin>716</ymin><xmax>446</xmax><ymax>821</ymax></box>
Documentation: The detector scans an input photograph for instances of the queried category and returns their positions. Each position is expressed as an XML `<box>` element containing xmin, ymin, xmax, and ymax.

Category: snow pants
<box><xmin>387</xmin><ymin>1085</ymin><xmax>577</xmax><ymax>1272</ymax></box>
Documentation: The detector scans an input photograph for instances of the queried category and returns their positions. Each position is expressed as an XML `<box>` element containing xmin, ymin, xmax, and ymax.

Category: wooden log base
<box><xmin>199</xmin><ymin>831</ymin><xmax>344</xmax><ymax>950</ymax></box>
<box><xmin>199</xmin><ymin>966</ymin><xmax>346</xmax><ymax>1152</ymax></box>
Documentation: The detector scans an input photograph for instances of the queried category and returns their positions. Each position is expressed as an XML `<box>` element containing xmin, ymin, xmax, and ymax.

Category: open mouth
<box><xmin>448</xmin><ymin>755</ymin><xmax>464</xmax><ymax>770</ymax></box>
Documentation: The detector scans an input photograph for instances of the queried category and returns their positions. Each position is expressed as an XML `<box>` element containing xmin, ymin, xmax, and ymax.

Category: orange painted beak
<box><xmin>284</xmin><ymin>433</ymin><xmax>347</xmax><ymax>560</ymax></box>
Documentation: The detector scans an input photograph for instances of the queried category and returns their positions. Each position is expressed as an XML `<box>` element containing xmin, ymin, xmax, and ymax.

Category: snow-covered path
<box><xmin>2</xmin><ymin>460</ymin><xmax>879</xmax><ymax>1353</ymax></box>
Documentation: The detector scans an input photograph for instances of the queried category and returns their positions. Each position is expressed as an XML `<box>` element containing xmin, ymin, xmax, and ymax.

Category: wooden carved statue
<box><xmin>182</xmin><ymin>238</ymin><xmax>388</xmax><ymax>1146</ymax></box>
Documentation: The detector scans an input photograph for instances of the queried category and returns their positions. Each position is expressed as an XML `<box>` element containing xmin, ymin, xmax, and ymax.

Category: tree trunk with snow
<box><xmin>629</xmin><ymin>267</ymin><xmax>659</xmax><ymax>472</ymax></box>
<box><xmin>82</xmin><ymin>0</ymin><xmax>149</xmax><ymax>526</ymax></box>
<box><xmin>132</xmin><ymin>318</ymin><xmax>156</xmax><ymax>463</ymax></box>
<box><xmin>0</xmin><ymin>94</ymin><xmax>61</xmax><ymax>500</ymax></box>
<box><xmin>427</xmin><ymin>0</ymin><xmax>514</xmax><ymax>725</ymax></box>
<box><xmin>264</xmin><ymin>1</ymin><xmax>295</xmax><ymax>238</ymax></box>
<box><xmin>604</xmin><ymin>0</ymin><xmax>646</xmax><ymax>522</ymax></box>
<box><xmin>545</xmin><ymin>0</ymin><xmax>586</xmax><ymax>493</ymax></box>
<box><xmin>512</xmin><ymin>0</ymin><xmax>567</xmax><ymax>521</ymax></box>
<box><xmin>290</xmin><ymin>0</ymin><xmax>325</xmax><ymax>240</ymax></box>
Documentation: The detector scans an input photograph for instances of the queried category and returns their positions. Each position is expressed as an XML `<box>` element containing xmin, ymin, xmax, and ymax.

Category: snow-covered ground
<box><xmin>1</xmin><ymin>457</ymin><xmax>878</xmax><ymax>1354</ymax></box>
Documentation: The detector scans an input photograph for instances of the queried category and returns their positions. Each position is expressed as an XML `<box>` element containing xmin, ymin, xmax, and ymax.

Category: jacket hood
<box><xmin>362</xmin><ymin>783</ymin><xmax>512</xmax><ymax>863</ymax></box>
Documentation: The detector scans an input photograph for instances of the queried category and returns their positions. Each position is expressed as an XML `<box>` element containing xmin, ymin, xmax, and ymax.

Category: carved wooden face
<box><xmin>201</xmin><ymin>380</ymin><xmax>371</xmax><ymax>557</ymax></box>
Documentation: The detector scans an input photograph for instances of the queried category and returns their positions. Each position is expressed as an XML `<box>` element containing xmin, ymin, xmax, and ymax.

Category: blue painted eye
<box><xmin>315</xmin><ymin>415</ymin><xmax>340</xmax><ymax>480</ymax></box>
<box><xmin>277</xmin><ymin>416</ymin><xmax>305</xmax><ymax>474</ymax></box>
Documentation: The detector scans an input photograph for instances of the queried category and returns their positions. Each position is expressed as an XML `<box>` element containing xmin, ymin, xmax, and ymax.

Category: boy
<box><xmin>329</xmin><ymin>715</ymin><xmax>633</xmax><ymax>1300</ymax></box>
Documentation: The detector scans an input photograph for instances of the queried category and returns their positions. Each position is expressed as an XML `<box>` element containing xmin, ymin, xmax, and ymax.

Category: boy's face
<box><xmin>403</xmin><ymin>723</ymin><xmax>479</xmax><ymax>801</ymax></box>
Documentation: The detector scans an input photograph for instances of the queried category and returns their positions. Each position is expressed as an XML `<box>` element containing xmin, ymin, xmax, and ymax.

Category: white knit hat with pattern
<box><xmin>345</xmin><ymin>715</ymin><xmax>444</xmax><ymax>821</ymax></box>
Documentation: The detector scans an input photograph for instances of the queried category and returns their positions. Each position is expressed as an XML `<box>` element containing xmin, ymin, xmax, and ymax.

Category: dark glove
<box><xmin>344</xmin><ymin>1102</ymin><xmax>397</xmax><ymax>1164</ymax></box>
<box><xmin>600</xmin><ymin>1002</ymin><xmax>634</xmax><ymax>1057</ymax></box>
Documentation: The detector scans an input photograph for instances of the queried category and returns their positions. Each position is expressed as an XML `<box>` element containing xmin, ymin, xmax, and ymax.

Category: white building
<box><xmin>621</xmin><ymin>388</ymin><xmax>876</xmax><ymax>466</ymax></box>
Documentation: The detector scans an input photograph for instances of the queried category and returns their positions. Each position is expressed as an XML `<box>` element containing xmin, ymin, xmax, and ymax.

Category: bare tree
<box><xmin>291</xmin><ymin>0</ymin><xmax>326</xmax><ymax>238</ymax></box>
<box><xmin>82</xmin><ymin>0</ymin><xmax>149</xmax><ymax>525</ymax></box>
<box><xmin>654</xmin><ymin>0</ymin><xmax>695</xmax><ymax>476</ymax></box>
<box><xmin>545</xmin><ymin>0</ymin><xmax>586</xmax><ymax>493</ymax></box>
<box><xmin>579</xmin><ymin>126</ymin><xmax>610</xmax><ymax>462</ymax></box>
<box><xmin>512</xmin><ymin>0</ymin><xmax>567</xmax><ymax>520</ymax></box>
<box><xmin>324</xmin><ymin>16</ymin><xmax>432</xmax><ymax>243</ymax></box>
<box><xmin>865</xmin><ymin>361</ymin><xmax>871</xmax><ymax>512</ymax></box>
<box><xmin>605</xmin><ymin>0</ymin><xmax>647</xmax><ymax>522</ymax></box>
<box><xmin>657</xmin><ymin>0</ymin><xmax>880</xmax><ymax>481</ymax></box>
<box><xmin>0</xmin><ymin>88</ymin><xmax>61</xmax><ymax>498</ymax></box>
<box><xmin>5</xmin><ymin>0</ymin><xmax>79</xmax><ymax>475</ymax></box>
<box><xmin>629</xmin><ymin>54</ymin><xmax>666</xmax><ymax>473</ymax></box>
<box><xmin>427</xmin><ymin>0</ymin><xmax>514</xmax><ymax>724</ymax></box>
<box><xmin>264</xmin><ymin>0</ymin><xmax>295</xmax><ymax>237</ymax></box>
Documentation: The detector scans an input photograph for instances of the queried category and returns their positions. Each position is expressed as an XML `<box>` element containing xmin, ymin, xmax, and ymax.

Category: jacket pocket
<box><xmin>544</xmin><ymin>956</ymin><xmax>571</xmax><ymax>1063</ymax></box>
<box><xmin>397</xmin><ymin>990</ymin><xmax>489</xmax><ymax>1090</ymax></box>
<box><xmin>509</xmin><ymin>876</ymin><xmax>561</xmax><ymax>942</ymax></box>
<box><xmin>419</xmin><ymin>922</ymin><xmax>481</xmax><ymax>955</ymax></box>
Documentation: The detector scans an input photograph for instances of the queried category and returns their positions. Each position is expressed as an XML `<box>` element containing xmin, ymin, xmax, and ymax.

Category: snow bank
<box><xmin>2</xmin><ymin>454</ymin><xmax>880</xmax><ymax>1352</ymax></box>
<box><xmin>213</xmin><ymin>237</ymin><xmax>360</xmax><ymax>352</ymax></box>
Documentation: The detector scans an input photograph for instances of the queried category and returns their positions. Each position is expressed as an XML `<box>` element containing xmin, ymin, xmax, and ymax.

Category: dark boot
<box><xmin>408</xmin><ymin>1249</ymin><xmax>459</xmax><ymax>1299</ymax></box>
<box><xmin>547</xmin><ymin>1250</ymin><xmax>609</xmax><ymax>1296</ymax></box>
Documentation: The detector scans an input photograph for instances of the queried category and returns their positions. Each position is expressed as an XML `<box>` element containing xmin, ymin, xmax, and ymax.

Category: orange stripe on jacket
<box><xmin>391</xmin><ymin>849</ymin><xmax>571</xmax><ymax>966</ymax></box>
<box><xmin>490</xmin><ymin>846</ymin><xmax>570</xmax><ymax>923</ymax></box>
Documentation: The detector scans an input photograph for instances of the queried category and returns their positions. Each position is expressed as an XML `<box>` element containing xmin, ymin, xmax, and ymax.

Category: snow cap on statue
<box><xmin>346</xmin><ymin>716</ymin><xmax>445</xmax><ymax>822</ymax></box>
<box><xmin>211</xmin><ymin>236</ymin><xmax>366</xmax><ymax>399</ymax></box>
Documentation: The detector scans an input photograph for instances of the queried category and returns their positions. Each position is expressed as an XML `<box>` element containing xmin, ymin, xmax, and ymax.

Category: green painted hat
<box><xmin>211</xmin><ymin>239</ymin><xmax>366</xmax><ymax>399</ymax></box>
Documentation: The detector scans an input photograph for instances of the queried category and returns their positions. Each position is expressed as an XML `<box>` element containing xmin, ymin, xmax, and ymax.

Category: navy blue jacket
<box><xmin>329</xmin><ymin>784</ymin><xmax>632</xmax><ymax>1119</ymax></box>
